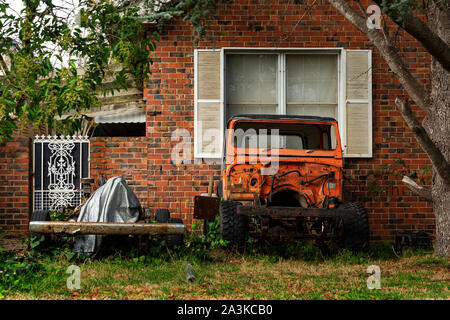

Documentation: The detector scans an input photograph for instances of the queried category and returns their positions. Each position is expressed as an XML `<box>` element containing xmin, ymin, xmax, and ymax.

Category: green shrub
<box><xmin>183</xmin><ymin>215</ymin><xmax>229</xmax><ymax>261</ymax></box>
<box><xmin>0</xmin><ymin>236</ymin><xmax>64</xmax><ymax>298</ymax></box>
<box><xmin>49</xmin><ymin>210</ymin><xmax>72</xmax><ymax>221</ymax></box>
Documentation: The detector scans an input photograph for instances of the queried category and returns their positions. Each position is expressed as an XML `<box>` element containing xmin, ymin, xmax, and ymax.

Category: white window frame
<box><xmin>193</xmin><ymin>47</ymin><xmax>372</xmax><ymax>159</ymax></box>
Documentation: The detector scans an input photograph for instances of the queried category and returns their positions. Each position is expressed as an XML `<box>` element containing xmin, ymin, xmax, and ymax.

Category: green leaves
<box><xmin>0</xmin><ymin>0</ymin><xmax>223</xmax><ymax>140</ymax></box>
<box><xmin>380</xmin><ymin>0</ymin><xmax>423</xmax><ymax>27</ymax></box>
<box><xmin>0</xmin><ymin>0</ymin><xmax>158</xmax><ymax>140</ymax></box>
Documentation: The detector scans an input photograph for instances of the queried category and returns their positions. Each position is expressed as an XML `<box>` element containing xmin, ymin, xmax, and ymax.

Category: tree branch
<box><xmin>0</xmin><ymin>55</ymin><xmax>9</xmax><ymax>76</ymax></box>
<box><xmin>402</xmin><ymin>175</ymin><xmax>432</xmax><ymax>201</ymax></box>
<box><xmin>395</xmin><ymin>98</ymin><xmax>450</xmax><ymax>186</ymax></box>
<box><xmin>326</xmin><ymin>0</ymin><xmax>432</xmax><ymax>116</ymax></box>
<box><xmin>430</xmin><ymin>0</ymin><xmax>449</xmax><ymax>14</ymax></box>
<box><xmin>373</xmin><ymin>0</ymin><xmax>450</xmax><ymax>73</ymax></box>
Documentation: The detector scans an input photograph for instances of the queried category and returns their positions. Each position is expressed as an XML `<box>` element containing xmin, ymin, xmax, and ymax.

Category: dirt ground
<box><xmin>0</xmin><ymin>233</ymin><xmax>27</xmax><ymax>253</ymax></box>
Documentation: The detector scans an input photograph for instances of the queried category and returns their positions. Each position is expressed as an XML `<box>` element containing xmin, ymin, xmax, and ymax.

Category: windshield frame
<box><xmin>226</xmin><ymin>119</ymin><xmax>342</xmax><ymax>161</ymax></box>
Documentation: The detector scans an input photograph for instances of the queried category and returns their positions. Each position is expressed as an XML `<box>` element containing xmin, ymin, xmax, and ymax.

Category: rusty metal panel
<box><xmin>29</xmin><ymin>221</ymin><xmax>184</xmax><ymax>236</ymax></box>
<box><xmin>237</xmin><ymin>206</ymin><xmax>355</xmax><ymax>217</ymax></box>
<box><xmin>193</xmin><ymin>196</ymin><xmax>220</xmax><ymax>221</ymax></box>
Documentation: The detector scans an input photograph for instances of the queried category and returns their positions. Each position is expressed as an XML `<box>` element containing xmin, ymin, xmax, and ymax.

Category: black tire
<box><xmin>340</xmin><ymin>203</ymin><xmax>370</xmax><ymax>252</ymax></box>
<box><xmin>30</xmin><ymin>210</ymin><xmax>51</xmax><ymax>222</ymax></box>
<box><xmin>155</xmin><ymin>208</ymin><xmax>170</xmax><ymax>223</ymax></box>
<box><xmin>165</xmin><ymin>218</ymin><xmax>184</xmax><ymax>247</ymax></box>
<box><xmin>220</xmin><ymin>200</ymin><xmax>247</xmax><ymax>250</ymax></box>
<box><xmin>29</xmin><ymin>210</ymin><xmax>51</xmax><ymax>240</ymax></box>
<box><xmin>217</xmin><ymin>180</ymin><xmax>223</xmax><ymax>199</ymax></box>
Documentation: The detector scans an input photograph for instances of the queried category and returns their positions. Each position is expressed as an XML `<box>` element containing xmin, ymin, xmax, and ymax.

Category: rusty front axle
<box><xmin>237</xmin><ymin>206</ymin><xmax>355</xmax><ymax>217</ymax></box>
<box><xmin>29</xmin><ymin>221</ymin><xmax>185</xmax><ymax>236</ymax></box>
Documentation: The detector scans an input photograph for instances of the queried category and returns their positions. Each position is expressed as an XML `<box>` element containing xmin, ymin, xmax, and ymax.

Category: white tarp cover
<box><xmin>73</xmin><ymin>176</ymin><xmax>141</xmax><ymax>254</ymax></box>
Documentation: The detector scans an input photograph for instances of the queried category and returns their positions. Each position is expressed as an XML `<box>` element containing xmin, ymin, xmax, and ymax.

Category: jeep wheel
<box><xmin>155</xmin><ymin>208</ymin><xmax>170</xmax><ymax>223</ymax></box>
<box><xmin>217</xmin><ymin>180</ymin><xmax>223</xmax><ymax>199</ymax></box>
<box><xmin>220</xmin><ymin>200</ymin><xmax>247</xmax><ymax>250</ymax></box>
<box><xmin>29</xmin><ymin>210</ymin><xmax>51</xmax><ymax>240</ymax></box>
<box><xmin>165</xmin><ymin>218</ymin><xmax>184</xmax><ymax>248</ymax></box>
<box><xmin>340</xmin><ymin>203</ymin><xmax>370</xmax><ymax>252</ymax></box>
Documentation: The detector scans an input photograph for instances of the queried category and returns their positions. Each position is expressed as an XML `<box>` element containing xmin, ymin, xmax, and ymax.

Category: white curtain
<box><xmin>226</xmin><ymin>53</ymin><xmax>338</xmax><ymax>121</ymax></box>
<box><xmin>286</xmin><ymin>54</ymin><xmax>338</xmax><ymax>119</ymax></box>
<box><xmin>226</xmin><ymin>54</ymin><xmax>278</xmax><ymax>120</ymax></box>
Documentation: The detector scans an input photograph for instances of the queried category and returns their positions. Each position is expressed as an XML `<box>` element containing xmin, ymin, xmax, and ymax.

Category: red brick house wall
<box><xmin>0</xmin><ymin>0</ymin><xmax>434</xmax><ymax>242</ymax></box>
<box><xmin>0</xmin><ymin>136</ymin><xmax>32</xmax><ymax>233</ymax></box>
<box><xmin>143</xmin><ymin>0</ymin><xmax>433</xmax><ymax>240</ymax></box>
<box><xmin>89</xmin><ymin>137</ymin><xmax>149</xmax><ymax>208</ymax></box>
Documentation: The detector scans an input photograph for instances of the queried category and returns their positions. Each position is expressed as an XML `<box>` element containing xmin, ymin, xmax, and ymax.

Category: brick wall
<box><xmin>144</xmin><ymin>0</ymin><xmax>433</xmax><ymax>241</ymax></box>
<box><xmin>89</xmin><ymin>137</ymin><xmax>149</xmax><ymax>213</ymax></box>
<box><xmin>0</xmin><ymin>137</ymin><xmax>32</xmax><ymax>232</ymax></box>
<box><xmin>0</xmin><ymin>0</ymin><xmax>434</xmax><ymax>241</ymax></box>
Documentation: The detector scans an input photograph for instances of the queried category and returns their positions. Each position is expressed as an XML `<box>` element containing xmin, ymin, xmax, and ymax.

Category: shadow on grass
<box><xmin>29</xmin><ymin>232</ymin><xmax>433</xmax><ymax>266</ymax></box>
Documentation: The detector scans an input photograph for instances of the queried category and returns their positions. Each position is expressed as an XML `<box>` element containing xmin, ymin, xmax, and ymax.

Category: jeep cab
<box><xmin>218</xmin><ymin>114</ymin><xmax>369</xmax><ymax>251</ymax></box>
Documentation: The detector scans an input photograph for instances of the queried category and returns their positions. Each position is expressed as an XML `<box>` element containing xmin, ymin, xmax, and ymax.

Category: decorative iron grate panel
<box><xmin>33</xmin><ymin>135</ymin><xmax>90</xmax><ymax>211</ymax></box>
<box><xmin>33</xmin><ymin>190</ymin><xmax>83</xmax><ymax>211</ymax></box>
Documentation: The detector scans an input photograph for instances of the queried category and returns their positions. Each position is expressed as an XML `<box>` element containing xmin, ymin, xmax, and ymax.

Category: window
<box><xmin>286</xmin><ymin>54</ymin><xmax>337</xmax><ymax>118</ymax></box>
<box><xmin>226</xmin><ymin>53</ymin><xmax>338</xmax><ymax>121</ymax></box>
<box><xmin>194</xmin><ymin>48</ymin><xmax>372</xmax><ymax>158</ymax></box>
<box><xmin>226</xmin><ymin>54</ymin><xmax>278</xmax><ymax>119</ymax></box>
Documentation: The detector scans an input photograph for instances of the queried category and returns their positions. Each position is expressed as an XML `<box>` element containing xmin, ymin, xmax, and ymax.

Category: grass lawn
<box><xmin>1</xmin><ymin>237</ymin><xmax>449</xmax><ymax>300</ymax></box>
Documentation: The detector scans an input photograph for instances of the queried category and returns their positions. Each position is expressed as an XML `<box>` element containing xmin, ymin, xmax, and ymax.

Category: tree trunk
<box><xmin>427</xmin><ymin>3</ymin><xmax>450</xmax><ymax>257</ymax></box>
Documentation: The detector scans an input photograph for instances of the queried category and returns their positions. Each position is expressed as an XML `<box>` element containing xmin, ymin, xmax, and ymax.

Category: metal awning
<box><xmin>56</xmin><ymin>87</ymin><xmax>146</xmax><ymax>124</ymax></box>
<box><xmin>89</xmin><ymin>103</ymin><xmax>146</xmax><ymax>123</ymax></box>
<box><xmin>55</xmin><ymin>65</ymin><xmax>146</xmax><ymax>124</ymax></box>
<box><xmin>56</xmin><ymin>103</ymin><xmax>145</xmax><ymax>124</ymax></box>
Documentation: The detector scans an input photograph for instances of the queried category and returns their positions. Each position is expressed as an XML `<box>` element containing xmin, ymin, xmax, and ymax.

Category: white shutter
<box><xmin>194</xmin><ymin>49</ymin><xmax>224</xmax><ymax>158</ymax></box>
<box><xmin>342</xmin><ymin>49</ymin><xmax>372</xmax><ymax>158</ymax></box>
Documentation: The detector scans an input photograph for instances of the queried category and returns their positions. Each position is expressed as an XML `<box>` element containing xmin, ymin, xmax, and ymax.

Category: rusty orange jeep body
<box><xmin>223</xmin><ymin>115</ymin><xmax>343</xmax><ymax>205</ymax></box>
<box><xmin>217</xmin><ymin>115</ymin><xmax>369</xmax><ymax>251</ymax></box>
